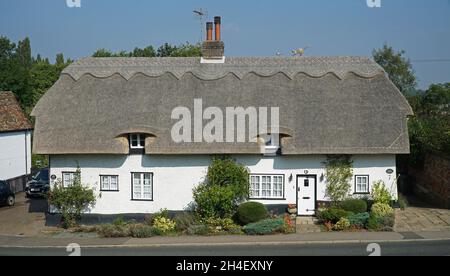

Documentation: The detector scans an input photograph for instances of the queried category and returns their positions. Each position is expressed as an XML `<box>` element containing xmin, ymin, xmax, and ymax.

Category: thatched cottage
<box><xmin>32</xmin><ymin>18</ymin><xmax>412</xmax><ymax>215</ymax></box>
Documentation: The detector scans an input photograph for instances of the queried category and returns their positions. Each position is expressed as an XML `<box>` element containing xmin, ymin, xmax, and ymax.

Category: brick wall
<box><xmin>411</xmin><ymin>153</ymin><xmax>450</xmax><ymax>209</ymax></box>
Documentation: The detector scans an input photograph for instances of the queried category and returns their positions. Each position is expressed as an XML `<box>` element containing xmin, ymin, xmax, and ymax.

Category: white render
<box><xmin>0</xmin><ymin>130</ymin><xmax>32</xmax><ymax>180</ymax></box>
<box><xmin>49</xmin><ymin>154</ymin><xmax>398</xmax><ymax>215</ymax></box>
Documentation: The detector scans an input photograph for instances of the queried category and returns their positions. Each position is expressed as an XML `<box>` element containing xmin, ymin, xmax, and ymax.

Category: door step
<box><xmin>296</xmin><ymin>217</ymin><xmax>322</xmax><ymax>233</ymax></box>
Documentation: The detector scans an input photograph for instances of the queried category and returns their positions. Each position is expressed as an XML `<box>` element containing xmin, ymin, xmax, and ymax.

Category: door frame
<box><xmin>296</xmin><ymin>174</ymin><xmax>318</xmax><ymax>217</ymax></box>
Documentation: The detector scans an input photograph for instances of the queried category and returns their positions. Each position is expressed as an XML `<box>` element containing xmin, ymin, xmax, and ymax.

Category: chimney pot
<box><xmin>214</xmin><ymin>16</ymin><xmax>221</xmax><ymax>41</ymax></box>
<box><xmin>201</xmin><ymin>16</ymin><xmax>225</xmax><ymax>62</ymax></box>
<box><xmin>206</xmin><ymin>22</ymin><xmax>213</xmax><ymax>41</ymax></box>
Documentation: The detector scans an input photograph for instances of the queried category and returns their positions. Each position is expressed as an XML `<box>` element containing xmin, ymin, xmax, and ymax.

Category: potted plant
<box><xmin>287</xmin><ymin>204</ymin><xmax>297</xmax><ymax>215</ymax></box>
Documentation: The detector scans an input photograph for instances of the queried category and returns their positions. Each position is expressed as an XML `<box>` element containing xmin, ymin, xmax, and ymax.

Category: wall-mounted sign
<box><xmin>51</xmin><ymin>174</ymin><xmax>57</xmax><ymax>180</ymax></box>
<box><xmin>386</xmin><ymin>169</ymin><xmax>394</xmax><ymax>175</ymax></box>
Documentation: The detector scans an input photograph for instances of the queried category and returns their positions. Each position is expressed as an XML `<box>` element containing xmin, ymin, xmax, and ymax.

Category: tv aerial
<box><xmin>193</xmin><ymin>8</ymin><xmax>208</xmax><ymax>42</ymax></box>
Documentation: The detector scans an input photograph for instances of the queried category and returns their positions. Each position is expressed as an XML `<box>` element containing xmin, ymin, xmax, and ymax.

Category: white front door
<box><xmin>297</xmin><ymin>175</ymin><xmax>316</xmax><ymax>216</ymax></box>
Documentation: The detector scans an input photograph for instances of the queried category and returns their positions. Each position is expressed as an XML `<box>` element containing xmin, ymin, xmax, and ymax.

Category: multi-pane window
<box><xmin>62</xmin><ymin>172</ymin><xmax>76</xmax><ymax>187</ymax></box>
<box><xmin>272</xmin><ymin>175</ymin><xmax>284</xmax><ymax>198</ymax></box>
<box><xmin>250</xmin><ymin>176</ymin><xmax>260</xmax><ymax>198</ymax></box>
<box><xmin>355</xmin><ymin>175</ymin><xmax>369</xmax><ymax>194</ymax></box>
<box><xmin>100</xmin><ymin>175</ymin><xmax>119</xmax><ymax>191</ymax></box>
<box><xmin>132</xmin><ymin>173</ymin><xmax>153</xmax><ymax>200</ymax></box>
<box><xmin>250</xmin><ymin>175</ymin><xmax>284</xmax><ymax>199</ymax></box>
<box><xmin>130</xmin><ymin>134</ymin><xmax>145</xmax><ymax>149</ymax></box>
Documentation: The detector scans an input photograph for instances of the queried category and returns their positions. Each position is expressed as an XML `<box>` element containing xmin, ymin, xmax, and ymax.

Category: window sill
<box><xmin>263</xmin><ymin>146</ymin><xmax>279</xmax><ymax>157</ymax></box>
<box><xmin>353</xmin><ymin>192</ymin><xmax>370</xmax><ymax>195</ymax></box>
<box><xmin>249</xmin><ymin>198</ymin><xmax>286</xmax><ymax>201</ymax></box>
<box><xmin>100</xmin><ymin>190</ymin><xmax>120</xmax><ymax>192</ymax></box>
<box><xmin>131</xmin><ymin>199</ymin><xmax>154</xmax><ymax>202</ymax></box>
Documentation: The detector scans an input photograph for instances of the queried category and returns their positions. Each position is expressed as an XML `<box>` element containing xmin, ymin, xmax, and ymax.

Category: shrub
<box><xmin>174</xmin><ymin>212</ymin><xmax>197</xmax><ymax>233</ymax></box>
<box><xmin>236</xmin><ymin>202</ymin><xmax>269</xmax><ymax>225</ymax></box>
<box><xmin>145</xmin><ymin>209</ymin><xmax>170</xmax><ymax>226</ymax></box>
<box><xmin>193</xmin><ymin>157</ymin><xmax>250</xmax><ymax>220</ymax></box>
<box><xmin>340</xmin><ymin>199</ymin><xmax>367</xmax><ymax>214</ymax></box>
<box><xmin>323</xmin><ymin>222</ymin><xmax>334</xmax><ymax>232</ymax></box>
<box><xmin>128</xmin><ymin>224</ymin><xmax>153</xmax><ymax>238</ymax></box>
<box><xmin>347</xmin><ymin>212</ymin><xmax>370</xmax><ymax>228</ymax></box>
<box><xmin>371</xmin><ymin>203</ymin><xmax>394</xmax><ymax>217</ymax></box>
<box><xmin>187</xmin><ymin>225</ymin><xmax>210</xmax><ymax>236</ymax></box>
<box><xmin>333</xmin><ymin>218</ymin><xmax>351</xmax><ymax>231</ymax></box>
<box><xmin>153</xmin><ymin>217</ymin><xmax>176</xmax><ymax>234</ymax></box>
<box><xmin>113</xmin><ymin>217</ymin><xmax>129</xmax><ymax>227</ymax></box>
<box><xmin>97</xmin><ymin>224</ymin><xmax>130</xmax><ymax>238</ymax></box>
<box><xmin>323</xmin><ymin>156</ymin><xmax>354</xmax><ymax>205</ymax></box>
<box><xmin>397</xmin><ymin>195</ymin><xmax>408</xmax><ymax>210</ymax></box>
<box><xmin>367</xmin><ymin>213</ymin><xmax>395</xmax><ymax>232</ymax></box>
<box><xmin>193</xmin><ymin>184</ymin><xmax>236</xmax><ymax>219</ymax></box>
<box><xmin>371</xmin><ymin>181</ymin><xmax>393</xmax><ymax>205</ymax></box>
<box><xmin>243</xmin><ymin>218</ymin><xmax>285</xmax><ymax>235</ymax></box>
<box><xmin>317</xmin><ymin>208</ymin><xmax>353</xmax><ymax>224</ymax></box>
<box><xmin>47</xmin><ymin>168</ymin><xmax>97</xmax><ymax>228</ymax></box>
<box><xmin>202</xmin><ymin>217</ymin><xmax>242</xmax><ymax>234</ymax></box>
<box><xmin>283</xmin><ymin>214</ymin><xmax>296</xmax><ymax>234</ymax></box>
<box><xmin>206</xmin><ymin>157</ymin><xmax>250</xmax><ymax>202</ymax></box>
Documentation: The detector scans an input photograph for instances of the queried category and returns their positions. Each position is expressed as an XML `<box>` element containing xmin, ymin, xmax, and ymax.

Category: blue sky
<box><xmin>0</xmin><ymin>0</ymin><xmax>449</xmax><ymax>89</ymax></box>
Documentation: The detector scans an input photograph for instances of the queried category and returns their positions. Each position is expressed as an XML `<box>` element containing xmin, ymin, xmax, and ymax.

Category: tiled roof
<box><xmin>0</xmin><ymin>91</ymin><xmax>33</xmax><ymax>133</ymax></box>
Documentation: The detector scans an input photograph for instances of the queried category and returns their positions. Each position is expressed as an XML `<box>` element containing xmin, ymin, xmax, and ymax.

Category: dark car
<box><xmin>0</xmin><ymin>180</ymin><xmax>15</xmax><ymax>207</ymax></box>
<box><xmin>25</xmin><ymin>168</ymin><xmax>50</xmax><ymax>198</ymax></box>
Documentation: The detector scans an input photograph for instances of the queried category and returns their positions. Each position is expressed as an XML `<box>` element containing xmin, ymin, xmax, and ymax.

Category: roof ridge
<box><xmin>63</xmin><ymin>56</ymin><xmax>384</xmax><ymax>81</ymax></box>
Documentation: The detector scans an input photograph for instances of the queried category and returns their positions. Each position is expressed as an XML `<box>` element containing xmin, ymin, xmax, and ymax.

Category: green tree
<box><xmin>92</xmin><ymin>48</ymin><xmax>114</xmax><ymax>57</ymax></box>
<box><xmin>193</xmin><ymin>157</ymin><xmax>250</xmax><ymax>219</ymax></box>
<box><xmin>323</xmin><ymin>155</ymin><xmax>354</xmax><ymax>205</ymax></box>
<box><xmin>56</xmin><ymin>53</ymin><xmax>65</xmax><ymax>65</ymax></box>
<box><xmin>132</xmin><ymin>46</ymin><xmax>156</xmax><ymax>57</ymax></box>
<box><xmin>407</xmin><ymin>83</ymin><xmax>450</xmax><ymax>165</ymax></box>
<box><xmin>16</xmin><ymin>37</ymin><xmax>32</xmax><ymax>70</ymax></box>
<box><xmin>157</xmin><ymin>43</ymin><xmax>177</xmax><ymax>57</ymax></box>
<box><xmin>47</xmin><ymin>168</ymin><xmax>97</xmax><ymax>228</ymax></box>
<box><xmin>373</xmin><ymin>44</ymin><xmax>417</xmax><ymax>94</ymax></box>
<box><xmin>171</xmin><ymin>42</ymin><xmax>202</xmax><ymax>57</ymax></box>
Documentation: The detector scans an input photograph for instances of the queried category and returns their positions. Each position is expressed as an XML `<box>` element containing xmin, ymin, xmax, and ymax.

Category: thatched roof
<box><xmin>0</xmin><ymin>91</ymin><xmax>33</xmax><ymax>133</ymax></box>
<box><xmin>31</xmin><ymin>57</ymin><xmax>413</xmax><ymax>155</ymax></box>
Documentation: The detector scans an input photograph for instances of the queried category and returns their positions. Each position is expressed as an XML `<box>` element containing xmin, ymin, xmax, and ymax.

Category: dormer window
<box><xmin>263</xmin><ymin>133</ymin><xmax>280</xmax><ymax>156</ymax></box>
<box><xmin>130</xmin><ymin>134</ymin><xmax>145</xmax><ymax>149</ymax></box>
<box><xmin>265</xmin><ymin>133</ymin><xmax>279</xmax><ymax>148</ymax></box>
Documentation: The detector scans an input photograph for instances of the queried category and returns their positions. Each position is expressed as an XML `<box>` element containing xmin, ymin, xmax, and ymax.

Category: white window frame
<box><xmin>355</xmin><ymin>175</ymin><xmax>370</xmax><ymax>194</ymax></box>
<box><xmin>129</xmin><ymin>134</ymin><xmax>145</xmax><ymax>149</ymax></box>
<box><xmin>62</xmin><ymin>172</ymin><xmax>76</xmax><ymax>187</ymax></box>
<box><xmin>100</xmin><ymin>175</ymin><xmax>119</xmax><ymax>191</ymax></box>
<box><xmin>250</xmin><ymin>174</ymin><xmax>284</xmax><ymax>199</ymax></box>
<box><xmin>132</xmin><ymin>172</ymin><xmax>153</xmax><ymax>201</ymax></box>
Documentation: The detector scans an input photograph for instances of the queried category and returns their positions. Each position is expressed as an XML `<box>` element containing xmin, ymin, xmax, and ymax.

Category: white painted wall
<box><xmin>0</xmin><ymin>131</ymin><xmax>32</xmax><ymax>180</ymax></box>
<box><xmin>50</xmin><ymin>154</ymin><xmax>398</xmax><ymax>214</ymax></box>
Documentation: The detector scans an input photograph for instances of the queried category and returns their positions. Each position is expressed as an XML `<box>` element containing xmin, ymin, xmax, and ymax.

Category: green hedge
<box><xmin>243</xmin><ymin>218</ymin><xmax>285</xmax><ymax>235</ymax></box>
<box><xmin>317</xmin><ymin>208</ymin><xmax>353</xmax><ymax>224</ymax></box>
<box><xmin>236</xmin><ymin>202</ymin><xmax>268</xmax><ymax>225</ymax></box>
<box><xmin>347</xmin><ymin>212</ymin><xmax>370</xmax><ymax>228</ymax></box>
<box><xmin>340</xmin><ymin>199</ymin><xmax>368</xmax><ymax>214</ymax></box>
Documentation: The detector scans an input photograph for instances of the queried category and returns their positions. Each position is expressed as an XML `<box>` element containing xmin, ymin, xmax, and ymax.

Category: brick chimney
<box><xmin>201</xmin><ymin>16</ymin><xmax>225</xmax><ymax>61</ymax></box>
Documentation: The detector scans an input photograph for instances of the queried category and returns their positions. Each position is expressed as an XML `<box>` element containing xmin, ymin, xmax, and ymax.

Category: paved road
<box><xmin>1</xmin><ymin>240</ymin><xmax>449</xmax><ymax>256</ymax></box>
